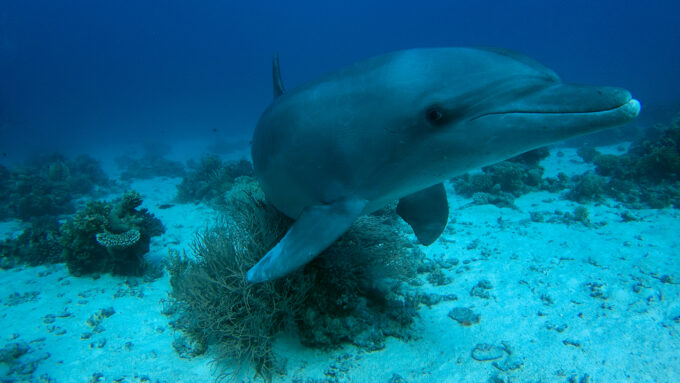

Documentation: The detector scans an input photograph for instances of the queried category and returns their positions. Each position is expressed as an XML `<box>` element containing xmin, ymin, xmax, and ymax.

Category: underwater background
<box><xmin>1</xmin><ymin>1</ymin><xmax>679</xmax><ymax>382</ymax></box>
<box><xmin>1</xmin><ymin>0</ymin><xmax>680</xmax><ymax>159</ymax></box>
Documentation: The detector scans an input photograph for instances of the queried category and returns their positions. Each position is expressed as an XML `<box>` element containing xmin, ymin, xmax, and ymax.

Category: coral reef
<box><xmin>167</xmin><ymin>188</ymin><xmax>299</xmax><ymax>380</ymax></box>
<box><xmin>59</xmin><ymin>190</ymin><xmax>165</xmax><ymax>276</ymax></box>
<box><xmin>0</xmin><ymin>216</ymin><xmax>63</xmax><ymax>269</ymax></box>
<box><xmin>0</xmin><ymin>153</ymin><xmax>112</xmax><ymax>221</ymax></box>
<box><xmin>568</xmin><ymin>114</ymin><xmax>680</xmax><ymax>208</ymax></box>
<box><xmin>565</xmin><ymin>172</ymin><xmax>606</xmax><ymax>203</ymax></box>
<box><xmin>115</xmin><ymin>155</ymin><xmax>186</xmax><ymax>180</ymax></box>
<box><xmin>296</xmin><ymin>212</ymin><xmax>425</xmax><ymax>351</ymax></box>
<box><xmin>453</xmin><ymin>147</ymin><xmax>550</xmax><ymax>208</ymax></box>
<box><xmin>0</xmin><ymin>165</ymin><xmax>12</xmax><ymax>219</ymax></box>
<box><xmin>114</xmin><ymin>140</ymin><xmax>184</xmax><ymax>180</ymax></box>
<box><xmin>175</xmin><ymin>155</ymin><xmax>254</xmax><ymax>206</ymax></box>
<box><xmin>166</xmin><ymin>178</ymin><xmax>428</xmax><ymax>380</ymax></box>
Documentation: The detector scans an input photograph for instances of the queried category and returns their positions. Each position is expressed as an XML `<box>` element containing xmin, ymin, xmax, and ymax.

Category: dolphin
<box><xmin>247</xmin><ymin>47</ymin><xmax>640</xmax><ymax>283</ymax></box>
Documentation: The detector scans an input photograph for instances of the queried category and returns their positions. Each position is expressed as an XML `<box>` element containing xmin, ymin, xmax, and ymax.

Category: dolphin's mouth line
<box><xmin>471</xmin><ymin>99</ymin><xmax>639</xmax><ymax>121</ymax></box>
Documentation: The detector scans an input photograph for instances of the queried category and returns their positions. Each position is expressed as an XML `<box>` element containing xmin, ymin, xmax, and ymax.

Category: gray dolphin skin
<box><xmin>247</xmin><ymin>47</ymin><xmax>640</xmax><ymax>283</ymax></box>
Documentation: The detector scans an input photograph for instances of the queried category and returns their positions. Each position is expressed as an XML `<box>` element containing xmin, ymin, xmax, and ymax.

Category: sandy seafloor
<box><xmin>1</xmin><ymin>144</ymin><xmax>679</xmax><ymax>383</ymax></box>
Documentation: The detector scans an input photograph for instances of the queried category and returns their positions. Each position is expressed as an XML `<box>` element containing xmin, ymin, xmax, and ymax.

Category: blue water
<box><xmin>1</xmin><ymin>0</ymin><xmax>678</xmax><ymax>159</ymax></box>
<box><xmin>2</xmin><ymin>2</ymin><xmax>680</xmax><ymax>382</ymax></box>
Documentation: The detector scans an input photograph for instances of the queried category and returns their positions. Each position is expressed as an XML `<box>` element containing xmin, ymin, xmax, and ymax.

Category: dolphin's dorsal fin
<box><xmin>273</xmin><ymin>53</ymin><xmax>285</xmax><ymax>99</ymax></box>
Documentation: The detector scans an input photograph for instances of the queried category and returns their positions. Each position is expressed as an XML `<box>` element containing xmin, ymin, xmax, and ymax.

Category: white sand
<box><xmin>1</xmin><ymin>148</ymin><xmax>678</xmax><ymax>382</ymax></box>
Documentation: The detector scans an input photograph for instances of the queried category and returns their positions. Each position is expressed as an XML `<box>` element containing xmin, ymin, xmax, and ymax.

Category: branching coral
<box><xmin>296</xmin><ymin>211</ymin><xmax>425</xmax><ymax>350</ymax></box>
<box><xmin>167</xmin><ymin>192</ymin><xmax>301</xmax><ymax>381</ymax></box>
<box><xmin>175</xmin><ymin>155</ymin><xmax>254</xmax><ymax>206</ymax></box>
<box><xmin>167</xmin><ymin>178</ymin><xmax>428</xmax><ymax>381</ymax></box>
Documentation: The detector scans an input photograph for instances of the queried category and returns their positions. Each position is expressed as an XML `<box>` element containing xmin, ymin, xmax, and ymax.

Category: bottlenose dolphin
<box><xmin>247</xmin><ymin>47</ymin><xmax>640</xmax><ymax>283</ymax></box>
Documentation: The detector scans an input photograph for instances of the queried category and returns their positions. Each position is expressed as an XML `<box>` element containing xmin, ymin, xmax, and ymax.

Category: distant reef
<box><xmin>0</xmin><ymin>216</ymin><xmax>62</xmax><ymax>267</ymax></box>
<box><xmin>452</xmin><ymin>113</ymin><xmax>680</xmax><ymax>210</ymax></box>
<box><xmin>568</xmin><ymin>114</ymin><xmax>680</xmax><ymax>208</ymax></box>
<box><xmin>175</xmin><ymin>155</ymin><xmax>254</xmax><ymax>206</ymax></box>
<box><xmin>452</xmin><ymin>147</ymin><xmax>551</xmax><ymax>209</ymax></box>
<box><xmin>0</xmin><ymin>153</ymin><xmax>112</xmax><ymax>221</ymax></box>
<box><xmin>115</xmin><ymin>154</ymin><xmax>186</xmax><ymax>180</ymax></box>
<box><xmin>1</xmin><ymin>190</ymin><xmax>165</xmax><ymax>277</ymax></box>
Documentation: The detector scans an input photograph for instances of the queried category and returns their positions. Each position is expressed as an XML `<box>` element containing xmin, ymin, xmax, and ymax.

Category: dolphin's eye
<box><xmin>426</xmin><ymin>107</ymin><xmax>444</xmax><ymax>123</ymax></box>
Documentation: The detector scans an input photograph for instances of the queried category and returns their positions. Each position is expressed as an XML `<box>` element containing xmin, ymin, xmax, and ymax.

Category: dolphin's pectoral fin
<box><xmin>397</xmin><ymin>183</ymin><xmax>449</xmax><ymax>246</ymax></box>
<box><xmin>246</xmin><ymin>197</ymin><xmax>367</xmax><ymax>283</ymax></box>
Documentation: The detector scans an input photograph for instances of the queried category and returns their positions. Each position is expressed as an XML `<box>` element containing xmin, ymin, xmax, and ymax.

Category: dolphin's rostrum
<box><xmin>247</xmin><ymin>47</ymin><xmax>640</xmax><ymax>283</ymax></box>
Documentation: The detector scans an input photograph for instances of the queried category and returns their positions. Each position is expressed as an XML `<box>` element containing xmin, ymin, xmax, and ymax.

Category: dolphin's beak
<box><xmin>514</xmin><ymin>84</ymin><xmax>635</xmax><ymax>113</ymax></box>
<box><xmin>477</xmin><ymin>84</ymin><xmax>639</xmax><ymax>117</ymax></box>
<box><xmin>472</xmin><ymin>84</ymin><xmax>640</xmax><ymax>138</ymax></box>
